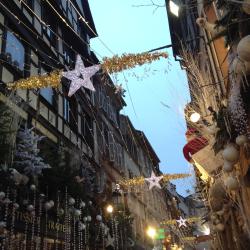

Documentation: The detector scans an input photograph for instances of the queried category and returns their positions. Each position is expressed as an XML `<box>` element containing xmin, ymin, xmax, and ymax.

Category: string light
<box><xmin>102</xmin><ymin>52</ymin><xmax>168</xmax><ymax>74</ymax></box>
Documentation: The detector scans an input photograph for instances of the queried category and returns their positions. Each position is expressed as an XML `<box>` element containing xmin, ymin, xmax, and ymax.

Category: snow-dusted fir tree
<box><xmin>13</xmin><ymin>127</ymin><xmax>50</xmax><ymax>176</ymax></box>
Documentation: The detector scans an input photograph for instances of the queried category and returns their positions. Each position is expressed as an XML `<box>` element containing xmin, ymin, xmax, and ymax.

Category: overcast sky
<box><xmin>89</xmin><ymin>0</ymin><xmax>193</xmax><ymax>195</ymax></box>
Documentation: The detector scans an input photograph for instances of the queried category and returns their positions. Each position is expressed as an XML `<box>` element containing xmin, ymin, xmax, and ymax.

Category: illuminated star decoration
<box><xmin>176</xmin><ymin>216</ymin><xmax>187</xmax><ymax>228</ymax></box>
<box><xmin>62</xmin><ymin>54</ymin><xmax>100</xmax><ymax>97</ymax></box>
<box><xmin>114</xmin><ymin>84</ymin><xmax>126</xmax><ymax>96</ymax></box>
<box><xmin>105</xmin><ymin>233</ymin><xmax>115</xmax><ymax>247</ymax></box>
<box><xmin>145</xmin><ymin>171</ymin><xmax>163</xmax><ymax>190</ymax></box>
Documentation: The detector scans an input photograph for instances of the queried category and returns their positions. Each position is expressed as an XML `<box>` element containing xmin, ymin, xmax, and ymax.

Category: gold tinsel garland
<box><xmin>101</xmin><ymin>52</ymin><xmax>168</xmax><ymax>74</ymax></box>
<box><xmin>119</xmin><ymin>173</ymin><xmax>191</xmax><ymax>188</ymax></box>
<box><xmin>6</xmin><ymin>52</ymin><xmax>168</xmax><ymax>90</ymax></box>
<box><xmin>7</xmin><ymin>71</ymin><xmax>61</xmax><ymax>90</ymax></box>
<box><xmin>160</xmin><ymin>217</ymin><xmax>201</xmax><ymax>226</ymax></box>
<box><xmin>181</xmin><ymin>236</ymin><xmax>196</xmax><ymax>242</ymax></box>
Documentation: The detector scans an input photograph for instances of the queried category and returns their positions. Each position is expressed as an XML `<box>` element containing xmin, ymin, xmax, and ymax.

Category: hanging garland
<box><xmin>118</xmin><ymin>172</ymin><xmax>190</xmax><ymax>189</ymax></box>
<box><xmin>160</xmin><ymin>216</ymin><xmax>201</xmax><ymax>226</ymax></box>
<box><xmin>101</xmin><ymin>51</ymin><xmax>168</xmax><ymax>74</ymax></box>
<box><xmin>7</xmin><ymin>51</ymin><xmax>168</xmax><ymax>96</ymax></box>
<box><xmin>7</xmin><ymin>70</ymin><xmax>61</xmax><ymax>90</ymax></box>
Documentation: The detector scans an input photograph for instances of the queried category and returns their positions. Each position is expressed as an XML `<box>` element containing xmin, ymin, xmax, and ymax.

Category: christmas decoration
<box><xmin>160</xmin><ymin>216</ymin><xmax>200</xmax><ymax>226</ymax></box>
<box><xmin>145</xmin><ymin>171</ymin><xmax>163</xmax><ymax>190</ymax></box>
<box><xmin>101</xmin><ymin>51</ymin><xmax>168</xmax><ymax>74</ymax></box>
<box><xmin>224</xmin><ymin>176</ymin><xmax>239</xmax><ymax>191</ymax></box>
<box><xmin>79</xmin><ymin>222</ymin><xmax>86</xmax><ymax>231</ymax></box>
<box><xmin>44</xmin><ymin>201</ymin><xmax>52</xmax><ymax>210</ymax></box>
<box><xmin>222</xmin><ymin>144</ymin><xmax>239</xmax><ymax>163</ymax></box>
<box><xmin>96</xmin><ymin>215</ymin><xmax>102</xmax><ymax>221</ymax></box>
<box><xmin>228</xmin><ymin>82</ymin><xmax>249</xmax><ymax>136</ymax></box>
<box><xmin>30</xmin><ymin>184</ymin><xmax>36</xmax><ymax>191</ymax></box>
<box><xmin>27</xmin><ymin>204</ymin><xmax>34</xmax><ymax>212</ymax></box>
<box><xmin>114</xmin><ymin>84</ymin><xmax>126</xmax><ymax>96</ymax></box>
<box><xmin>49</xmin><ymin>200</ymin><xmax>55</xmax><ymax>207</ymax></box>
<box><xmin>181</xmin><ymin>236</ymin><xmax>196</xmax><ymax>242</ymax></box>
<box><xmin>232</xmin><ymin>57</ymin><xmax>250</xmax><ymax>76</ymax></box>
<box><xmin>74</xmin><ymin>209</ymin><xmax>81</xmax><ymax>217</ymax></box>
<box><xmin>176</xmin><ymin>216</ymin><xmax>187</xmax><ymax>228</ymax></box>
<box><xmin>237</xmin><ymin>35</ymin><xmax>250</xmax><ymax>62</ymax></box>
<box><xmin>75</xmin><ymin>175</ymin><xmax>84</xmax><ymax>183</ymax></box>
<box><xmin>223</xmin><ymin>161</ymin><xmax>234</xmax><ymax>172</ymax></box>
<box><xmin>105</xmin><ymin>233</ymin><xmax>115</xmax><ymax>247</ymax></box>
<box><xmin>62</xmin><ymin>54</ymin><xmax>99</xmax><ymax>96</ymax></box>
<box><xmin>119</xmin><ymin>173</ymin><xmax>190</xmax><ymax>188</ymax></box>
<box><xmin>235</xmin><ymin>135</ymin><xmax>248</xmax><ymax>146</ymax></box>
<box><xmin>215</xmin><ymin>223</ymin><xmax>225</xmax><ymax>232</ymax></box>
<box><xmin>69</xmin><ymin>197</ymin><xmax>76</xmax><ymax>205</ymax></box>
<box><xmin>80</xmin><ymin>201</ymin><xmax>86</xmax><ymax>208</ymax></box>
<box><xmin>13</xmin><ymin>127</ymin><xmax>51</xmax><ymax>176</ymax></box>
<box><xmin>196</xmin><ymin>17</ymin><xmax>225</xmax><ymax>38</ymax></box>
<box><xmin>243</xmin><ymin>0</ymin><xmax>250</xmax><ymax>14</ymax></box>
<box><xmin>7</xmin><ymin>70</ymin><xmax>60</xmax><ymax>90</ymax></box>
<box><xmin>9</xmin><ymin>168</ymin><xmax>29</xmax><ymax>185</ymax></box>
<box><xmin>0</xmin><ymin>192</ymin><xmax>5</xmax><ymax>200</ymax></box>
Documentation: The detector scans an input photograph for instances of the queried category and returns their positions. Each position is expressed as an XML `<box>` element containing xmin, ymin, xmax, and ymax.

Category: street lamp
<box><xmin>169</xmin><ymin>0</ymin><xmax>180</xmax><ymax>17</ymax></box>
<box><xmin>106</xmin><ymin>204</ymin><xmax>114</xmax><ymax>214</ymax></box>
<box><xmin>190</xmin><ymin>112</ymin><xmax>201</xmax><ymax>123</ymax></box>
<box><xmin>146</xmin><ymin>226</ymin><xmax>156</xmax><ymax>239</ymax></box>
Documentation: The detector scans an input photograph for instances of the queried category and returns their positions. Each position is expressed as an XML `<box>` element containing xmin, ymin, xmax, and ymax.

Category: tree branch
<box><xmin>132</xmin><ymin>0</ymin><xmax>165</xmax><ymax>14</ymax></box>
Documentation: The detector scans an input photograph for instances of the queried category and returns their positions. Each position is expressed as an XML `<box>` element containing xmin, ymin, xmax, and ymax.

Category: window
<box><xmin>69</xmin><ymin>97</ymin><xmax>77</xmax><ymax>131</ymax></box>
<box><xmin>64</xmin><ymin>98</ymin><xmax>70</xmax><ymax>122</ymax></box>
<box><xmin>63</xmin><ymin>45</ymin><xmax>74</xmax><ymax>66</ymax></box>
<box><xmin>40</xmin><ymin>88</ymin><xmax>54</xmax><ymax>105</ymax></box>
<box><xmin>0</xmin><ymin>26</ymin><xmax>3</xmax><ymax>54</ymax></box>
<box><xmin>42</xmin><ymin>6</ymin><xmax>57</xmax><ymax>47</ymax></box>
<box><xmin>76</xmin><ymin>0</ymin><xmax>84</xmax><ymax>15</ymax></box>
<box><xmin>5</xmin><ymin>32</ymin><xmax>24</xmax><ymax>70</ymax></box>
<box><xmin>30</xmin><ymin>50</ymin><xmax>39</xmax><ymax>76</ymax></box>
<box><xmin>81</xmin><ymin>114</ymin><xmax>93</xmax><ymax>148</ymax></box>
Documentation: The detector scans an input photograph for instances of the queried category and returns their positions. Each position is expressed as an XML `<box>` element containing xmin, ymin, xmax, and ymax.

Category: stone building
<box><xmin>166</xmin><ymin>0</ymin><xmax>250</xmax><ymax>249</ymax></box>
<box><xmin>0</xmin><ymin>1</ymin><xmax>172</xmax><ymax>249</ymax></box>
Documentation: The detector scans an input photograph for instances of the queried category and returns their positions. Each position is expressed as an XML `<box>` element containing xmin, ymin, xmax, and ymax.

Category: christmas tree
<box><xmin>13</xmin><ymin>126</ymin><xmax>50</xmax><ymax>176</ymax></box>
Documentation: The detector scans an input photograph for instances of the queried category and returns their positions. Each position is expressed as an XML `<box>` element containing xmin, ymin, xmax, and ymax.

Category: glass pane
<box><xmin>40</xmin><ymin>87</ymin><xmax>53</xmax><ymax>104</ymax></box>
<box><xmin>76</xmin><ymin>0</ymin><xmax>84</xmax><ymax>15</ymax></box>
<box><xmin>5</xmin><ymin>32</ymin><xmax>25</xmax><ymax>70</ymax></box>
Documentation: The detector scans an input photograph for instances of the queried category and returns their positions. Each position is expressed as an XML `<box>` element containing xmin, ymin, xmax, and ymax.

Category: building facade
<box><xmin>167</xmin><ymin>0</ymin><xmax>250</xmax><ymax>249</ymax></box>
<box><xmin>0</xmin><ymin>1</ymin><xmax>172</xmax><ymax>249</ymax></box>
